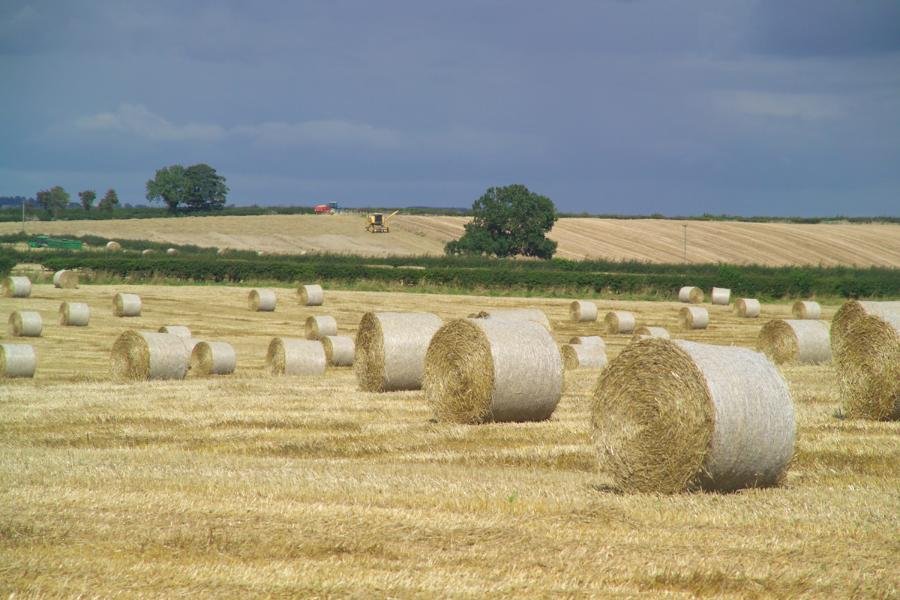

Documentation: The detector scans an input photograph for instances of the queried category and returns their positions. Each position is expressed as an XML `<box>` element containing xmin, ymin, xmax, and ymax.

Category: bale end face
<box><xmin>838</xmin><ymin>312</ymin><xmax>900</xmax><ymax>421</ymax></box>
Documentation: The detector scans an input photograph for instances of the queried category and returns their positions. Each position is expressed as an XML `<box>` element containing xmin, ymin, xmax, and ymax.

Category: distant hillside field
<box><xmin>3</xmin><ymin>214</ymin><xmax>899</xmax><ymax>266</ymax></box>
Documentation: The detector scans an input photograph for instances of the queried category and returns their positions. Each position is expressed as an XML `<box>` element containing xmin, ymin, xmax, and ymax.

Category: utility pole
<box><xmin>21</xmin><ymin>198</ymin><xmax>26</xmax><ymax>234</ymax></box>
<box><xmin>682</xmin><ymin>224</ymin><xmax>688</xmax><ymax>262</ymax></box>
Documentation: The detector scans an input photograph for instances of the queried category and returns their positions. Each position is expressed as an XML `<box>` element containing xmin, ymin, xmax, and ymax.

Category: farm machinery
<box><xmin>27</xmin><ymin>235</ymin><xmax>83</xmax><ymax>250</ymax></box>
<box><xmin>366</xmin><ymin>210</ymin><xmax>399</xmax><ymax>233</ymax></box>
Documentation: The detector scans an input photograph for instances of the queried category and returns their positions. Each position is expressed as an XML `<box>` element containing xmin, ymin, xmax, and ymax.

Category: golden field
<box><xmin>4</xmin><ymin>213</ymin><xmax>900</xmax><ymax>266</ymax></box>
<box><xmin>1</xmin><ymin>283</ymin><xmax>898</xmax><ymax>597</ymax></box>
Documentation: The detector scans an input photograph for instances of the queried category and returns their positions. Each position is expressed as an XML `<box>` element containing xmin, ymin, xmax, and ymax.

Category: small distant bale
<box><xmin>355</xmin><ymin>311</ymin><xmax>443</xmax><ymax>392</ymax></box>
<box><xmin>158</xmin><ymin>325</ymin><xmax>192</xmax><ymax>338</ymax></box>
<box><xmin>304</xmin><ymin>315</ymin><xmax>338</xmax><ymax>340</ymax></box>
<box><xmin>323</xmin><ymin>335</ymin><xmax>355</xmax><ymax>366</ymax></box>
<box><xmin>113</xmin><ymin>293</ymin><xmax>142</xmax><ymax>317</ymax></box>
<box><xmin>216</xmin><ymin>248</ymin><xmax>229</xmax><ymax>256</ymax></box>
<box><xmin>110</xmin><ymin>330</ymin><xmax>190</xmax><ymax>380</ymax></box>
<box><xmin>592</xmin><ymin>339</ymin><xmax>796</xmax><ymax>493</ymax></box>
<box><xmin>632</xmin><ymin>326</ymin><xmax>670</xmax><ymax>341</ymax></box>
<box><xmin>298</xmin><ymin>284</ymin><xmax>324</xmax><ymax>306</ymax></box>
<box><xmin>141</xmin><ymin>249</ymin><xmax>156</xmax><ymax>256</ymax></box>
<box><xmin>190</xmin><ymin>341</ymin><xmax>236</xmax><ymax>376</ymax></box>
<box><xmin>424</xmin><ymin>318</ymin><xmax>563</xmax><ymax>423</ymax></box>
<box><xmin>758</xmin><ymin>319</ymin><xmax>832</xmax><ymax>365</ymax></box>
<box><xmin>166</xmin><ymin>248</ymin><xmax>179</xmax><ymax>256</ymax></box>
<box><xmin>734</xmin><ymin>298</ymin><xmax>761</xmax><ymax>318</ymax></box>
<box><xmin>248</xmin><ymin>289</ymin><xmax>276</xmax><ymax>312</ymax></box>
<box><xmin>59</xmin><ymin>302</ymin><xmax>90</xmax><ymax>327</ymax></box>
<box><xmin>711</xmin><ymin>287</ymin><xmax>731</xmax><ymax>306</ymax></box>
<box><xmin>792</xmin><ymin>300</ymin><xmax>821</xmax><ymax>320</ymax></box>
<box><xmin>679</xmin><ymin>306</ymin><xmax>709</xmax><ymax>330</ymax></box>
<box><xmin>53</xmin><ymin>270</ymin><xmax>79</xmax><ymax>289</ymax></box>
<box><xmin>569</xmin><ymin>300</ymin><xmax>598</xmax><ymax>322</ymax></box>
<box><xmin>561</xmin><ymin>343</ymin><xmax>607</xmax><ymax>370</ymax></box>
<box><xmin>569</xmin><ymin>336</ymin><xmax>606</xmax><ymax>350</ymax></box>
<box><xmin>0</xmin><ymin>343</ymin><xmax>37</xmax><ymax>378</ymax></box>
<box><xmin>678</xmin><ymin>286</ymin><xmax>703</xmax><ymax>303</ymax></box>
<box><xmin>2</xmin><ymin>276</ymin><xmax>32</xmax><ymax>298</ymax></box>
<box><xmin>106</xmin><ymin>241</ymin><xmax>122</xmax><ymax>252</ymax></box>
<box><xmin>468</xmin><ymin>308</ymin><xmax>551</xmax><ymax>331</ymax></box>
<box><xmin>604</xmin><ymin>311</ymin><xmax>635</xmax><ymax>334</ymax></box>
<box><xmin>266</xmin><ymin>337</ymin><xmax>326</xmax><ymax>376</ymax></box>
<box><xmin>8</xmin><ymin>311</ymin><xmax>42</xmax><ymax>337</ymax></box>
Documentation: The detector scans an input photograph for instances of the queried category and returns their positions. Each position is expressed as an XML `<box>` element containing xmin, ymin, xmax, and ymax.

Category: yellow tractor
<box><xmin>366</xmin><ymin>210</ymin><xmax>399</xmax><ymax>233</ymax></box>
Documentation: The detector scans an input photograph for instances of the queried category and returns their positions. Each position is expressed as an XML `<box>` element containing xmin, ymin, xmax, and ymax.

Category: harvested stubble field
<box><xmin>1</xmin><ymin>284</ymin><xmax>898</xmax><ymax>597</ymax></box>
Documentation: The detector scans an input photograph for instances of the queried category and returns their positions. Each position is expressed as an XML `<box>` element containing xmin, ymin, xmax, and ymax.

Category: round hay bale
<box><xmin>569</xmin><ymin>300</ymin><xmax>598</xmax><ymax>322</ymax></box>
<box><xmin>831</xmin><ymin>301</ymin><xmax>900</xmax><ymax>359</ymax></box>
<box><xmin>2</xmin><ymin>276</ymin><xmax>32</xmax><ymax>298</ymax></box>
<box><xmin>323</xmin><ymin>335</ymin><xmax>355</xmax><ymax>366</ymax></box>
<box><xmin>679</xmin><ymin>306</ymin><xmax>709</xmax><ymax>330</ymax></box>
<box><xmin>166</xmin><ymin>248</ymin><xmax>179</xmax><ymax>256</ymax></box>
<box><xmin>632</xmin><ymin>326</ymin><xmax>670</xmax><ymax>341</ymax></box>
<box><xmin>604</xmin><ymin>311</ymin><xmax>635</xmax><ymax>334</ymax></box>
<box><xmin>678</xmin><ymin>286</ymin><xmax>703</xmax><ymax>303</ymax></box>
<box><xmin>355</xmin><ymin>311</ymin><xmax>443</xmax><ymax>392</ymax></box>
<box><xmin>424</xmin><ymin>318</ymin><xmax>562</xmax><ymax>423</ymax></box>
<box><xmin>711</xmin><ymin>287</ymin><xmax>731</xmax><ymax>306</ymax></box>
<box><xmin>110</xmin><ymin>330</ymin><xmax>190</xmax><ymax>380</ymax></box>
<box><xmin>758</xmin><ymin>319</ymin><xmax>831</xmax><ymax>365</ymax></box>
<box><xmin>113</xmin><ymin>293</ymin><xmax>142</xmax><ymax>317</ymax></box>
<box><xmin>792</xmin><ymin>300</ymin><xmax>821</xmax><ymax>320</ymax></box>
<box><xmin>158</xmin><ymin>325</ymin><xmax>192</xmax><ymax>338</ymax></box>
<box><xmin>216</xmin><ymin>247</ymin><xmax>228</xmax><ymax>256</ymax></box>
<box><xmin>569</xmin><ymin>336</ymin><xmax>606</xmax><ymax>350</ymax></box>
<box><xmin>304</xmin><ymin>315</ymin><xmax>338</xmax><ymax>340</ymax></box>
<box><xmin>189</xmin><ymin>341</ymin><xmax>236</xmax><ymax>376</ymax></box>
<box><xmin>58</xmin><ymin>302</ymin><xmax>90</xmax><ymax>326</ymax></box>
<box><xmin>266</xmin><ymin>337</ymin><xmax>326</xmax><ymax>376</ymax></box>
<box><xmin>248</xmin><ymin>289</ymin><xmax>276</xmax><ymax>312</ymax></box>
<box><xmin>8</xmin><ymin>311</ymin><xmax>42</xmax><ymax>337</ymax></box>
<box><xmin>298</xmin><ymin>284</ymin><xmax>324</xmax><ymax>306</ymax></box>
<box><xmin>591</xmin><ymin>338</ymin><xmax>796</xmax><ymax>493</ymax></box>
<box><xmin>561</xmin><ymin>343</ymin><xmax>607</xmax><ymax>370</ymax></box>
<box><xmin>105</xmin><ymin>241</ymin><xmax>122</xmax><ymax>252</ymax></box>
<box><xmin>141</xmin><ymin>248</ymin><xmax>155</xmax><ymax>256</ymax></box>
<box><xmin>53</xmin><ymin>269</ymin><xmax>79</xmax><ymax>289</ymax></box>
<box><xmin>468</xmin><ymin>308</ymin><xmax>551</xmax><ymax>331</ymax></box>
<box><xmin>734</xmin><ymin>298</ymin><xmax>761</xmax><ymax>318</ymax></box>
<box><xmin>0</xmin><ymin>343</ymin><xmax>37</xmax><ymax>378</ymax></box>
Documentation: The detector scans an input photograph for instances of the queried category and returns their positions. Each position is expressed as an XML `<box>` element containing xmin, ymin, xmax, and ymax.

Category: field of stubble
<box><xmin>1</xmin><ymin>283</ymin><xmax>897</xmax><ymax>597</ymax></box>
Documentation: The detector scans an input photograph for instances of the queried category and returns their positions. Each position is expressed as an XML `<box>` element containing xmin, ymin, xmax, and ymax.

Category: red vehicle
<box><xmin>314</xmin><ymin>202</ymin><xmax>338</xmax><ymax>214</ymax></box>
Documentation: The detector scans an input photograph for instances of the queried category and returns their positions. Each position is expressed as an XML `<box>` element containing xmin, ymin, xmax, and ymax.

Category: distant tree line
<box><xmin>146</xmin><ymin>163</ymin><xmax>229</xmax><ymax>212</ymax></box>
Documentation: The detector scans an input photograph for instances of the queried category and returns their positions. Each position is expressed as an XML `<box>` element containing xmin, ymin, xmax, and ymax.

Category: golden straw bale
<box><xmin>110</xmin><ymin>330</ymin><xmax>190</xmax><ymax>380</ymax></box>
<box><xmin>304</xmin><ymin>315</ymin><xmax>338</xmax><ymax>340</ymax></box>
<box><xmin>678</xmin><ymin>286</ymin><xmax>703</xmax><ymax>303</ymax></box>
<box><xmin>734</xmin><ymin>298</ymin><xmax>761</xmax><ymax>318</ymax></box>
<box><xmin>158</xmin><ymin>325</ymin><xmax>192</xmax><ymax>338</ymax></box>
<box><xmin>758</xmin><ymin>319</ymin><xmax>831</xmax><ymax>365</ymax></box>
<box><xmin>679</xmin><ymin>306</ymin><xmax>709</xmax><ymax>330</ymax></box>
<box><xmin>569</xmin><ymin>336</ymin><xmax>606</xmax><ymax>350</ymax></box>
<box><xmin>792</xmin><ymin>300</ymin><xmax>821</xmax><ymax>320</ymax></box>
<box><xmin>166</xmin><ymin>248</ymin><xmax>179</xmax><ymax>256</ymax></box>
<box><xmin>266</xmin><ymin>337</ymin><xmax>326</xmax><ymax>376</ymax></box>
<box><xmin>711</xmin><ymin>287</ymin><xmax>731</xmax><ymax>306</ymax></box>
<box><xmin>569</xmin><ymin>300</ymin><xmax>598</xmax><ymax>322</ymax></box>
<box><xmin>2</xmin><ymin>276</ymin><xmax>32</xmax><ymax>298</ymax></box>
<box><xmin>604</xmin><ymin>311</ymin><xmax>635</xmax><ymax>334</ymax></box>
<box><xmin>0</xmin><ymin>343</ymin><xmax>36</xmax><ymax>378</ymax></box>
<box><xmin>189</xmin><ymin>341</ymin><xmax>236</xmax><ymax>376</ymax></box>
<box><xmin>632</xmin><ymin>326</ymin><xmax>670</xmax><ymax>341</ymax></box>
<box><xmin>53</xmin><ymin>270</ymin><xmax>79</xmax><ymax>289</ymax></box>
<box><xmin>105</xmin><ymin>241</ymin><xmax>122</xmax><ymax>252</ymax></box>
<box><xmin>468</xmin><ymin>308</ymin><xmax>551</xmax><ymax>330</ymax></box>
<box><xmin>58</xmin><ymin>302</ymin><xmax>90</xmax><ymax>326</ymax></box>
<box><xmin>8</xmin><ymin>311</ymin><xmax>42</xmax><ymax>337</ymax></box>
<box><xmin>298</xmin><ymin>284</ymin><xmax>324</xmax><ymax>306</ymax></box>
<box><xmin>355</xmin><ymin>311</ymin><xmax>442</xmax><ymax>392</ymax></box>
<box><xmin>113</xmin><ymin>293</ymin><xmax>142</xmax><ymax>317</ymax></box>
<box><xmin>561</xmin><ymin>343</ymin><xmax>607</xmax><ymax>370</ymax></box>
<box><xmin>323</xmin><ymin>335</ymin><xmax>355</xmax><ymax>366</ymax></box>
<box><xmin>248</xmin><ymin>289</ymin><xmax>276</xmax><ymax>311</ymax></box>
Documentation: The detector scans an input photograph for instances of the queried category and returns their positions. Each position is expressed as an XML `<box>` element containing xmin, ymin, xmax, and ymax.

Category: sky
<box><xmin>1</xmin><ymin>1</ymin><xmax>899</xmax><ymax>216</ymax></box>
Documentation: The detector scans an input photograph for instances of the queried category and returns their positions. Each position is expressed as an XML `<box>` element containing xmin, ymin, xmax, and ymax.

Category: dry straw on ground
<box><xmin>711</xmin><ymin>287</ymin><xmax>731</xmax><ymax>306</ymax></box>
<box><xmin>632</xmin><ymin>326</ymin><xmax>670</xmax><ymax>340</ymax></box>
<box><xmin>355</xmin><ymin>311</ymin><xmax>442</xmax><ymax>392</ymax></box>
<box><xmin>569</xmin><ymin>300</ymin><xmax>598</xmax><ymax>322</ymax></box>
<box><xmin>110</xmin><ymin>330</ymin><xmax>190</xmax><ymax>380</ymax></box>
<box><xmin>604</xmin><ymin>310</ymin><xmax>635</xmax><ymax>334</ymax></box>
<box><xmin>2</xmin><ymin>276</ymin><xmax>32</xmax><ymax>298</ymax></box>
<box><xmin>58</xmin><ymin>302</ymin><xmax>90</xmax><ymax>326</ymax></box>
<box><xmin>758</xmin><ymin>319</ymin><xmax>831</xmax><ymax>365</ymax></box>
<box><xmin>424</xmin><ymin>318</ymin><xmax>563</xmax><ymax>423</ymax></box>
<box><xmin>469</xmin><ymin>308</ymin><xmax>552</xmax><ymax>330</ymax></box>
<box><xmin>265</xmin><ymin>337</ymin><xmax>326</xmax><ymax>376</ymax></box>
<box><xmin>561</xmin><ymin>343</ymin><xmax>608</xmax><ymax>370</ymax></box>
<box><xmin>0</xmin><ymin>343</ymin><xmax>36</xmax><ymax>378</ymax></box>
<box><xmin>298</xmin><ymin>284</ymin><xmax>324</xmax><ymax>306</ymax></box>
<box><xmin>792</xmin><ymin>300</ymin><xmax>822</xmax><ymax>320</ymax></box>
<box><xmin>679</xmin><ymin>306</ymin><xmax>709</xmax><ymax>330</ymax></box>
<box><xmin>678</xmin><ymin>286</ymin><xmax>704</xmax><ymax>303</ymax></box>
<box><xmin>189</xmin><ymin>341</ymin><xmax>236</xmax><ymax>376</ymax></box>
<box><xmin>735</xmin><ymin>298</ymin><xmax>761</xmax><ymax>318</ymax></box>
<box><xmin>53</xmin><ymin>269</ymin><xmax>79</xmax><ymax>289</ymax></box>
<box><xmin>105</xmin><ymin>241</ymin><xmax>122</xmax><ymax>252</ymax></box>
<box><xmin>323</xmin><ymin>335</ymin><xmax>355</xmax><ymax>366</ymax></box>
<box><xmin>248</xmin><ymin>289</ymin><xmax>276</xmax><ymax>312</ymax></box>
<box><xmin>8</xmin><ymin>311</ymin><xmax>42</xmax><ymax>337</ymax></box>
<box><xmin>305</xmin><ymin>315</ymin><xmax>338</xmax><ymax>340</ymax></box>
<box><xmin>158</xmin><ymin>325</ymin><xmax>192</xmax><ymax>338</ymax></box>
<box><xmin>569</xmin><ymin>335</ymin><xmax>606</xmax><ymax>349</ymax></box>
<box><xmin>113</xmin><ymin>292</ymin><xmax>142</xmax><ymax>317</ymax></box>
<box><xmin>166</xmin><ymin>248</ymin><xmax>179</xmax><ymax>256</ymax></box>
<box><xmin>591</xmin><ymin>338</ymin><xmax>796</xmax><ymax>493</ymax></box>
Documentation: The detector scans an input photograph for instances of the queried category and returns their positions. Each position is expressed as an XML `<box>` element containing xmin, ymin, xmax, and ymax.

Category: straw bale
<box><xmin>58</xmin><ymin>302</ymin><xmax>90</xmax><ymax>326</ymax></box>
<box><xmin>110</xmin><ymin>330</ymin><xmax>190</xmax><ymax>380</ymax></box>
<box><xmin>792</xmin><ymin>300</ymin><xmax>821</xmax><ymax>320</ymax></box>
<box><xmin>113</xmin><ymin>292</ymin><xmax>142</xmax><ymax>317</ymax></box>
<box><xmin>53</xmin><ymin>269</ymin><xmax>79</xmax><ymax>289</ymax></box>
<box><xmin>831</xmin><ymin>301</ymin><xmax>900</xmax><ymax>358</ymax></box>
<box><xmin>298</xmin><ymin>284</ymin><xmax>324</xmax><ymax>306</ymax></box>
<box><xmin>0</xmin><ymin>343</ymin><xmax>36</xmax><ymax>378</ymax></box>
<box><xmin>158</xmin><ymin>325</ymin><xmax>192</xmax><ymax>338</ymax></box>
<box><xmin>561</xmin><ymin>343</ymin><xmax>607</xmax><ymax>370</ymax></box>
<box><xmin>679</xmin><ymin>306</ymin><xmax>709</xmax><ymax>330</ymax></box>
<box><xmin>190</xmin><ymin>341</ymin><xmax>236</xmax><ymax>376</ymax></box>
<box><xmin>468</xmin><ymin>308</ymin><xmax>551</xmax><ymax>331</ymax></box>
<box><xmin>141</xmin><ymin>249</ymin><xmax>155</xmax><ymax>256</ymax></box>
<box><xmin>678</xmin><ymin>286</ymin><xmax>703</xmax><ymax>303</ymax></box>
<box><xmin>266</xmin><ymin>337</ymin><xmax>326</xmax><ymax>376</ymax></box>
<box><xmin>734</xmin><ymin>298</ymin><xmax>761</xmax><ymax>318</ymax></box>
<box><xmin>424</xmin><ymin>318</ymin><xmax>562</xmax><ymax>423</ymax></box>
<box><xmin>711</xmin><ymin>287</ymin><xmax>731</xmax><ymax>306</ymax></box>
<box><xmin>8</xmin><ymin>311</ymin><xmax>42</xmax><ymax>337</ymax></box>
<box><xmin>632</xmin><ymin>326</ymin><xmax>670</xmax><ymax>341</ymax></box>
<box><xmin>166</xmin><ymin>248</ymin><xmax>179</xmax><ymax>256</ymax></box>
<box><xmin>604</xmin><ymin>311</ymin><xmax>635</xmax><ymax>334</ymax></box>
<box><xmin>569</xmin><ymin>336</ymin><xmax>606</xmax><ymax>350</ymax></box>
<box><xmin>757</xmin><ymin>319</ymin><xmax>831</xmax><ymax>365</ymax></box>
<box><xmin>591</xmin><ymin>338</ymin><xmax>795</xmax><ymax>493</ymax></box>
<box><xmin>569</xmin><ymin>300</ymin><xmax>598</xmax><ymax>322</ymax></box>
<box><xmin>2</xmin><ymin>276</ymin><xmax>32</xmax><ymax>298</ymax></box>
<box><xmin>248</xmin><ymin>289</ymin><xmax>276</xmax><ymax>311</ymax></box>
<box><xmin>305</xmin><ymin>315</ymin><xmax>338</xmax><ymax>340</ymax></box>
<box><xmin>323</xmin><ymin>335</ymin><xmax>355</xmax><ymax>366</ymax></box>
<box><xmin>105</xmin><ymin>241</ymin><xmax>122</xmax><ymax>252</ymax></box>
<box><xmin>355</xmin><ymin>311</ymin><xmax>442</xmax><ymax>392</ymax></box>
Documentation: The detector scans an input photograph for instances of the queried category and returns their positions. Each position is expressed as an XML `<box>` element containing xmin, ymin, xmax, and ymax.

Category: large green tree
<box><xmin>36</xmin><ymin>186</ymin><xmax>70</xmax><ymax>217</ymax></box>
<box><xmin>146</xmin><ymin>165</ymin><xmax>188</xmax><ymax>211</ymax></box>
<box><xmin>445</xmin><ymin>184</ymin><xmax>558</xmax><ymax>259</ymax></box>
<box><xmin>98</xmin><ymin>188</ymin><xmax>119</xmax><ymax>211</ymax></box>
<box><xmin>184</xmin><ymin>163</ymin><xmax>228</xmax><ymax>211</ymax></box>
<box><xmin>78</xmin><ymin>189</ymin><xmax>96</xmax><ymax>211</ymax></box>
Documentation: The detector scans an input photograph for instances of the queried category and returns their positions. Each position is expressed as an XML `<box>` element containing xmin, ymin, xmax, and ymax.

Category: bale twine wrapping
<box><xmin>298</xmin><ymin>284</ymin><xmax>324</xmax><ymax>306</ymax></box>
<box><xmin>158</xmin><ymin>325</ymin><xmax>192</xmax><ymax>338</ymax></box>
<box><xmin>679</xmin><ymin>306</ymin><xmax>709</xmax><ymax>330</ymax></box>
<box><xmin>166</xmin><ymin>248</ymin><xmax>179</xmax><ymax>256</ymax></box>
<box><xmin>792</xmin><ymin>300</ymin><xmax>821</xmax><ymax>320</ymax></box>
<box><xmin>110</xmin><ymin>330</ymin><xmax>190</xmax><ymax>380</ymax></box>
<box><xmin>468</xmin><ymin>308</ymin><xmax>551</xmax><ymax>331</ymax></box>
<box><xmin>113</xmin><ymin>293</ymin><xmax>142</xmax><ymax>317</ymax></box>
<box><xmin>561</xmin><ymin>343</ymin><xmax>607</xmax><ymax>370</ymax></box>
<box><xmin>189</xmin><ymin>341</ymin><xmax>236</xmax><ymax>376</ymax></box>
<box><xmin>53</xmin><ymin>270</ymin><xmax>79</xmax><ymax>289</ymax></box>
<box><xmin>604</xmin><ymin>311</ymin><xmax>636</xmax><ymax>334</ymax></box>
<box><xmin>266</xmin><ymin>337</ymin><xmax>326</xmax><ymax>376</ymax></box>
<box><xmin>711</xmin><ymin>287</ymin><xmax>731</xmax><ymax>306</ymax></box>
<box><xmin>355</xmin><ymin>311</ymin><xmax>443</xmax><ymax>392</ymax></box>
<box><xmin>2</xmin><ymin>276</ymin><xmax>32</xmax><ymax>298</ymax></box>
<box><xmin>323</xmin><ymin>335</ymin><xmax>355</xmax><ymax>366</ymax></box>
<box><xmin>632</xmin><ymin>326</ymin><xmax>670</xmax><ymax>341</ymax></box>
<box><xmin>248</xmin><ymin>289</ymin><xmax>276</xmax><ymax>312</ymax></box>
<box><xmin>106</xmin><ymin>241</ymin><xmax>122</xmax><ymax>252</ymax></box>
<box><xmin>58</xmin><ymin>302</ymin><xmax>90</xmax><ymax>326</ymax></box>
<box><xmin>591</xmin><ymin>339</ymin><xmax>796</xmax><ymax>493</ymax></box>
<box><xmin>569</xmin><ymin>336</ymin><xmax>606</xmax><ymax>350</ymax></box>
<box><xmin>757</xmin><ymin>319</ymin><xmax>832</xmax><ymax>365</ymax></box>
<box><xmin>0</xmin><ymin>344</ymin><xmax>36</xmax><ymax>378</ymax></box>
<box><xmin>8</xmin><ymin>311</ymin><xmax>42</xmax><ymax>337</ymax></box>
<box><xmin>734</xmin><ymin>298</ymin><xmax>761</xmax><ymax>318</ymax></box>
<box><xmin>304</xmin><ymin>315</ymin><xmax>338</xmax><ymax>340</ymax></box>
<box><xmin>678</xmin><ymin>286</ymin><xmax>704</xmax><ymax>303</ymax></box>
<box><xmin>569</xmin><ymin>300</ymin><xmax>598</xmax><ymax>322</ymax></box>
<box><xmin>424</xmin><ymin>318</ymin><xmax>563</xmax><ymax>423</ymax></box>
